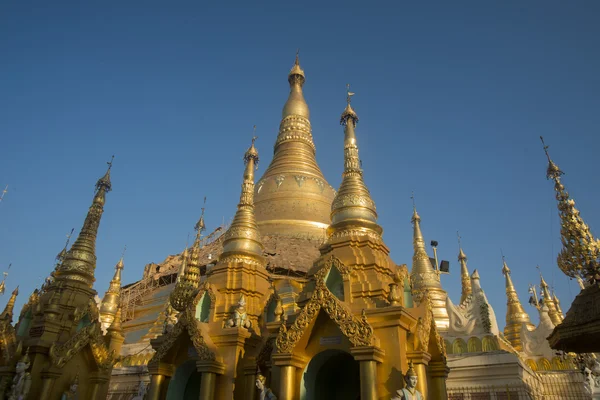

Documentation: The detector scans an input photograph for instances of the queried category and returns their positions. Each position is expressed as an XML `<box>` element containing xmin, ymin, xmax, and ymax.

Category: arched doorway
<box><xmin>301</xmin><ymin>349</ymin><xmax>360</xmax><ymax>400</ymax></box>
<box><xmin>166</xmin><ymin>359</ymin><xmax>201</xmax><ymax>399</ymax></box>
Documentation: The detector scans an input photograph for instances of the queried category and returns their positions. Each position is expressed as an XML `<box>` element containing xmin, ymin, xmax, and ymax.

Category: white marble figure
<box><xmin>520</xmin><ymin>305</ymin><xmax>555</xmax><ymax>359</ymax></box>
<box><xmin>446</xmin><ymin>270</ymin><xmax>500</xmax><ymax>337</ymax></box>
<box><xmin>60</xmin><ymin>374</ymin><xmax>79</xmax><ymax>400</ymax></box>
<box><xmin>227</xmin><ymin>295</ymin><xmax>251</xmax><ymax>329</ymax></box>
<box><xmin>391</xmin><ymin>360</ymin><xmax>423</xmax><ymax>400</ymax></box>
<box><xmin>7</xmin><ymin>349</ymin><xmax>31</xmax><ymax>400</ymax></box>
<box><xmin>256</xmin><ymin>373</ymin><xmax>277</xmax><ymax>400</ymax></box>
<box><xmin>131</xmin><ymin>379</ymin><xmax>147</xmax><ymax>400</ymax></box>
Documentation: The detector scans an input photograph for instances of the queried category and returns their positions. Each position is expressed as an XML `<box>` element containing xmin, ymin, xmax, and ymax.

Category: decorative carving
<box><xmin>49</xmin><ymin>322</ymin><xmax>116</xmax><ymax>370</ymax></box>
<box><xmin>275</xmin><ymin>257</ymin><xmax>374</xmax><ymax>353</ymax></box>
<box><xmin>294</xmin><ymin>175</ymin><xmax>306</xmax><ymax>187</ymax></box>
<box><xmin>331</xmin><ymin>193</ymin><xmax>376</xmax><ymax>211</ymax></box>
<box><xmin>275</xmin><ymin>175</ymin><xmax>285</xmax><ymax>189</ymax></box>
<box><xmin>314</xmin><ymin>178</ymin><xmax>325</xmax><ymax>193</ymax></box>
<box><xmin>149</xmin><ymin>310</ymin><xmax>215</xmax><ymax>364</ymax></box>
<box><xmin>227</xmin><ymin>295</ymin><xmax>251</xmax><ymax>329</ymax></box>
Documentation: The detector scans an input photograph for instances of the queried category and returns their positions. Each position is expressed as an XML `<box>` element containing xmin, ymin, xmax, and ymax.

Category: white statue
<box><xmin>60</xmin><ymin>374</ymin><xmax>79</xmax><ymax>400</ymax></box>
<box><xmin>520</xmin><ymin>305</ymin><xmax>555</xmax><ymax>359</ymax></box>
<box><xmin>256</xmin><ymin>373</ymin><xmax>276</xmax><ymax>400</ymax></box>
<box><xmin>227</xmin><ymin>295</ymin><xmax>251</xmax><ymax>329</ymax></box>
<box><xmin>391</xmin><ymin>360</ymin><xmax>423</xmax><ymax>400</ymax></box>
<box><xmin>446</xmin><ymin>270</ymin><xmax>500</xmax><ymax>336</ymax></box>
<box><xmin>131</xmin><ymin>379</ymin><xmax>147</xmax><ymax>400</ymax></box>
<box><xmin>8</xmin><ymin>349</ymin><xmax>31</xmax><ymax>400</ymax></box>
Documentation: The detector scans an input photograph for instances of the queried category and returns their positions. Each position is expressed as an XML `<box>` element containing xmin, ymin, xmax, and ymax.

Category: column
<box><xmin>88</xmin><ymin>372</ymin><xmax>109</xmax><ymax>399</ymax></box>
<box><xmin>39</xmin><ymin>370</ymin><xmax>61</xmax><ymax>400</ymax></box>
<box><xmin>197</xmin><ymin>360</ymin><xmax>225</xmax><ymax>400</ymax></box>
<box><xmin>243</xmin><ymin>358</ymin><xmax>258</xmax><ymax>400</ymax></box>
<box><xmin>407</xmin><ymin>350</ymin><xmax>431</xmax><ymax>400</ymax></box>
<box><xmin>350</xmin><ymin>346</ymin><xmax>385</xmax><ymax>400</ymax></box>
<box><xmin>272</xmin><ymin>353</ymin><xmax>306</xmax><ymax>400</ymax></box>
<box><xmin>147</xmin><ymin>362</ymin><xmax>175</xmax><ymax>400</ymax></box>
<box><xmin>428</xmin><ymin>360</ymin><xmax>449</xmax><ymax>399</ymax></box>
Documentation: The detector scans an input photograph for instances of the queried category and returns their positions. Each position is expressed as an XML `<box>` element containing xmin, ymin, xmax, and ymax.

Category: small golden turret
<box><xmin>99</xmin><ymin>254</ymin><xmax>125</xmax><ymax>332</ymax></box>
<box><xmin>410</xmin><ymin>201</ymin><xmax>449</xmax><ymax>331</ymax></box>
<box><xmin>553</xmin><ymin>290</ymin><xmax>564</xmax><ymax>318</ymax></box>
<box><xmin>55</xmin><ymin>157</ymin><xmax>114</xmax><ymax>287</ymax></box>
<box><xmin>539</xmin><ymin>273</ymin><xmax>563</xmax><ymax>325</ymax></box>
<box><xmin>0</xmin><ymin>287</ymin><xmax>18</xmax><ymax>323</ymax></box>
<box><xmin>541</xmin><ymin>136</ymin><xmax>600</xmax><ymax>284</ymax></box>
<box><xmin>502</xmin><ymin>258</ymin><xmax>534</xmax><ymax>351</ymax></box>
<box><xmin>221</xmin><ymin>136</ymin><xmax>264</xmax><ymax>262</ymax></box>
<box><xmin>329</xmin><ymin>86</ymin><xmax>381</xmax><ymax>238</ymax></box>
<box><xmin>254</xmin><ymin>54</ymin><xmax>336</xmax><ymax>239</ymax></box>
<box><xmin>457</xmin><ymin>234</ymin><xmax>472</xmax><ymax>304</ymax></box>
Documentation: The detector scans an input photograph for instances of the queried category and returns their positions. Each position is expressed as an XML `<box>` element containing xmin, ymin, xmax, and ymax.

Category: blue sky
<box><xmin>1</xmin><ymin>1</ymin><xmax>599</xmax><ymax>326</ymax></box>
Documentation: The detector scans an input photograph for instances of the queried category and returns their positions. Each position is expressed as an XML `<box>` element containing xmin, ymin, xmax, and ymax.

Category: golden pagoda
<box><xmin>501</xmin><ymin>258</ymin><xmax>534</xmax><ymax>351</ymax></box>
<box><xmin>99</xmin><ymin>256</ymin><xmax>124</xmax><ymax>333</ymax></box>
<box><xmin>410</xmin><ymin>204</ymin><xmax>450</xmax><ymax>332</ymax></box>
<box><xmin>457</xmin><ymin>242</ymin><xmax>472</xmax><ymax>304</ymax></box>
<box><xmin>253</xmin><ymin>53</ymin><xmax>336</xmax><ymax>249</ymax></box>
<box><xmin>7</xmin><ymin>158</ymin><xmax>124</xmax><ymax>399</ymax></box>
<box><xmin>133</xmin><ymin>64</ymin><xmax>448</xmax><ymax>400</ymax></box>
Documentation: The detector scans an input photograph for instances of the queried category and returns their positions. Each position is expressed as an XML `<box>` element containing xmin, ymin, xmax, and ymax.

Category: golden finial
<box><xmin>502</xmin><ymin>256</ymin><xmax>533</xmax><ymax>351</ymax></box>
<box><xmin>541</xmin><ymin>137</ymin><xmax>600</xmax><ymax>284</ymax></box>
<box><xmin>340</xmin><ymin>84</ymin><xmax>359</xmax><ymax>126</ymax></box>
<box><xmin>457</xmin><ymin>232</ymin><xmax>471</xmax><ymax>303</ymax></box>
<box><xmin>0</xmin><ymin>285</ymin><xmax>18</xmax><ymax>322</ymax></box>
<box><xmin>0</xmin><ymin>264</ymin><xmax>10</xmax><ymax>296</ymax></box>
<box><xmin>329</xmin><ymin>90</ymin><xmax>380</xmax><ymax>238</ymax></box>
<box><xmin>56</xmin><ymin>159</ymin><xmax>114</xmax><ymax>287</ymax></box>
<box><xmin>537</xmin><ymin>267</ymin><xmax>563</xmax><ymax>325</ymax></box>
<box><xmin>220</xmin><ymin>136</ymin><xmax>264</xmax><ymax>262</ymax></box>
<box><xmin>288</xmin><ymin>49</ymin><xmax>305</xmax><ymax>81</ymax></box>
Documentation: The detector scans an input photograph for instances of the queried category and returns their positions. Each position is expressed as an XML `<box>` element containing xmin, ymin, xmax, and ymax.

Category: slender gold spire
<box><xmin>552</xmin><ymin>290</ymin><xmax>564</xmax><ymax>317</ymax></box>
<box><xmin>541</xmin><ymin>137</ymin><xmax>600</xmax><ymax>284</ymax></box>
<box><xmin>107</xmin><ymin>306</ymin><xmax>122</xmax><ymax>333</ymax></box>
<box><xmin>502</xmin><ymin>258</ymin><xmax>533</xmax><ymax>351</ymax></box>
<box><xmin>409</xmin><ymin>198</ymin><xmax>448</xmax><ymax>331</ymax></box>
<box><xmin>329</xmin><ymin>85</ymin><xmax>381</xmax><ymax>238</ymax></box>
<box><xmin>170</xmin><ymin>243</ymin><xmax>192</xmax><ymax>312</ymax></box>
<box><xmin>457</xmin><ymin>232</ymin><xmax>472</xmax><ymax>304</ymax></box>
<box><xmin>0</xmin><ymin>287</ymin><xmax>18</xmax><ymax>323</ymax></box>
<box><xmin>55</xmin><ymin>157</ymin><xmax>114</xmax><ymax>287</ymax></box>
<box><xmin>254</xmin><ymin>54</ymin><xmax>335</xmax><ymax>239</ymax></box>
<box><xmin>539</xmin><ymin>271</ymin><xmax>563</xmax><ymax>325</ymax></box>
<box><xmin>99</xmin><ymin>250</ymin><xmax>125</xmax><ymax>332</ymax></box>
<box><xmin>221</xmin><ymin>136</ymin><xmax>264</xmax><ymax>261</ymax></box>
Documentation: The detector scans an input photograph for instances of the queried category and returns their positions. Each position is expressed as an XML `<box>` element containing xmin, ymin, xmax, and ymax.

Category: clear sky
<box><xmin>1</xmin><ymin>1</ymin><xmax>599</xmax><ymax>326</ymax></box>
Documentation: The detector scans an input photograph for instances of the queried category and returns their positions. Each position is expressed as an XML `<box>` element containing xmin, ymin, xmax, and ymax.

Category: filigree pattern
<box><xmin>49</xmin><ymin>321</ymin><xmax>115</xmax><ymax>370</ymax></box>
<box><xmin>331</xmin><ymin>193</ymin><xmax>376</xmax><ymax>211</ymax></box>
<box><xmin>149</xmin><ymin>309</ymin><xmax>215</xmax><ymax>364</ymax></box>
<box><xmin>275</xmin><ymin>257</ymin><xmax>374</xmax><ymax>353</ymax></box>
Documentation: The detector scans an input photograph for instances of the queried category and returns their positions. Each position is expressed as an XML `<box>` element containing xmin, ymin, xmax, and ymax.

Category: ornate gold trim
<box><xmin>275</xmin><ymin>256</ymin><xmax>374</xmax><ymax>353</ymax></box>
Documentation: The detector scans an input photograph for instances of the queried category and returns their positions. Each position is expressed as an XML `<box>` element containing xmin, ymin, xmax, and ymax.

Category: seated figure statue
<box><xmin>227</xmin><ymin>295</ymin><xmax>251</xmax><ymax>329</ymax></box>
<box><xmin>391</xmin><ymin>360</ymin><xmax>423</xmax><ymax>400</ymax></box>
<box><xmin>8</xmin><ymin>349</ymin><xmax>31</xmax><ymax>400</ymax></box>
<box><xmin>61</xmin><ymin>374</ymin><xmax>79</xmax><ymax>400</ymax></box>
<box><xmin>256</xmin><ymin>373</ymin><xmax>277</xmax><ymax>400</ymax></box>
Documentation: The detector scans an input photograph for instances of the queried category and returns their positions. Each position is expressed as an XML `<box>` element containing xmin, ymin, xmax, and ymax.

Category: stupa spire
<box><xmin>541</xmin><ymin>136</ymin><xmax>600</xmax><ymax>284</ymax></box>
<box><xmin>254</xmin><ymin>54</ymin><xmax>335</xmax><ymax>239</ymax></box>
<box><xmin>538</xmin><ymin>269</ymin><xmax>563</xmax><ymax>325</ymax></box>
<box><xmin>55</xmin><ymin>156</ymin><xmax>113</xmax><ymax>287</ymax></box>
<box><xmin>0</xmin><ymin>287</ymin><xmax>18</xmax><ymax>323</ymax></box>
<box><xmin>329</xmin><ymin>85</ymin><xmax>381</xmax><ymax>238</ymax></box>
<box><xmin>221</xmin><ymin>135</ymin><xmax>264</xmax><ymax>262</ymax></box>
<box><xmin>502</xmin><ymin>257</ymin><xmax>533</xmax><ymax>351</ymax></box>
<box><xmin>457</xmin><ymin>232</ymin><xmax>472</xmax><ymax>304</ymax></box>
<box><xmin>99</xmin><ymin>249</ymin><xmax>125</xmax><ymax>332</ymax></box>
<box><xmin>409</xmin><ymin>196</ymin><xmax>449</xmax><ymax>331</ymax></box>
